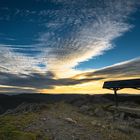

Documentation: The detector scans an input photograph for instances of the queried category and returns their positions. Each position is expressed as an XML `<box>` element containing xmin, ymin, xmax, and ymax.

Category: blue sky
<box><xmin>0</xmin><ymin>0</ymin><xmax>140</xmax><ymax>93</ymax></box>
<box><xmin>76</xmin><ymin>10</ymin><xmax>140</xmax><ymax>70</ymax></box>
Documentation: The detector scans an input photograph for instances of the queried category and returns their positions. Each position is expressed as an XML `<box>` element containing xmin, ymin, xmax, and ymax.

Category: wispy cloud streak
<box><xmin>0</xmin><ymin>58</ymin><xmax>139</xmax><ymax>92</ymax></box>
<box><xmin>0</xmin><ymin>0</ymin><xmax>139</xmax><ymax>75</ymax></box>
<box><xmin>84</xmin><ymin>57</ymin><xmax>140</xmax><ymax>79</ymax></box>
<box><xmin>0</xmin><ymin>0</ymin><xmax>140</xmax><ymax>93</ymax></box>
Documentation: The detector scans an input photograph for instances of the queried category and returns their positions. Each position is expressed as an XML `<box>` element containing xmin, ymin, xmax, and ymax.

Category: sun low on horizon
<box><xmin>0</xmin><ymin>0</ymin><xmax>140</xmax><ymax>94</ymax></box>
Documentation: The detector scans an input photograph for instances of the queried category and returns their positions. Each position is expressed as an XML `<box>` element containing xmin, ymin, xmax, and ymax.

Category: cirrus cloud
<box><xmin>0</xmin><ymin>0</ymin><xmax>140</xmax><ymax>93</ymax></box>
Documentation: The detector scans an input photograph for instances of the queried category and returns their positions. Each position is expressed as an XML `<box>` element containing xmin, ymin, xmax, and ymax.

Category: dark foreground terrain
<box><xmin>0</xmin><ymin>94</ymin><xmax>140</xmax><ymax>140</ymax></box>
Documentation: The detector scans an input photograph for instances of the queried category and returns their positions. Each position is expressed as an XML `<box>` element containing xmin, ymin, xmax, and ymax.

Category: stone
<box><xmin>117</xmin><ymin>125</ymin><xmax>132</xmax><ymax>134</ymax></box>
<box><xmin>88</xmin><ymin>112</ymin><xmax>94</xmax><ymax>116</ymax></box>
<box><xmin>91</xmin><ymin>120</ymin><xmax>98</xmax><ymax>126</ymax></box>
<box><xmin>119</xmin><ymin>112</ymin><xmax>125</xmax><ymax>120</ymax></box>
<box><xmin>102</xmin><ymin>125</ymin><xmax>106</xmax><ymax>129</ymax></box>
<box><xmin>79</xmin><ymin>105</ymin><xmax>90</xmax><ymax>112</ymax></box>
<box><xmin>64</xmin><ymin>118</ymin><xmax>77</xmax><ymax>124</ymax></box>
<box><xmin>41</xmin><ymin>118</ymin><xmax>47</xmax><ymax>121</ymax></box>
<box><xmin>94</xmin><ymin>107</ymin><xmax>105</xmax><ymax>117</ymax></box>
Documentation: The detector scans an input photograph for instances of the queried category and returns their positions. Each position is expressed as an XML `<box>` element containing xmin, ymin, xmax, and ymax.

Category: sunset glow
<box><xmin>0</xmin><ymin>0</ymin><xmax>140</xmax><ymax>94</ymax></box>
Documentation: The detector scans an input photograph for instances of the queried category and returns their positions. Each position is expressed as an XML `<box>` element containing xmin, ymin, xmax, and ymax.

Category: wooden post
<box><xmin>114</xmin><ymin>88</ymin><xmax>118</xmax><ymax>107</ymax></box>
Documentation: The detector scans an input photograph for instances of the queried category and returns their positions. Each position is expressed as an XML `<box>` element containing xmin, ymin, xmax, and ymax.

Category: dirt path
<box><xmin>24</xmin><ymin>102</ymin><xmax>140</xmax><ymax>140</ymax></box>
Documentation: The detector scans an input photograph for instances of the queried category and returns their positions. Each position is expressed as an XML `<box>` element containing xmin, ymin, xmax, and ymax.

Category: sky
<box><xmin>0</xmin><ymin>0</ymin><xmax>140</xmax><ymax>94</ymax></box>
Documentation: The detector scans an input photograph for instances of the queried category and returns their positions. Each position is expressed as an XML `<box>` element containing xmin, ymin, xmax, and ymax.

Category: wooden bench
<box><xmin>103</xmin><ymin>79</ymin><xmax>140</xmax><ymax>106</ymax></box>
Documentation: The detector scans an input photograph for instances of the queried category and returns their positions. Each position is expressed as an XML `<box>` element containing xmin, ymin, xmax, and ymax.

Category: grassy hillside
<box><xmin>0</xmin><ymin>94</ymin><xmax>140</xmax><ymax>140</ymax></box>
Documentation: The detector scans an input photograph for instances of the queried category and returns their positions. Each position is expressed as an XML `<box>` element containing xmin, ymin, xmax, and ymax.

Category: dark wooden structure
<box><xmin>103</xmin><ymin>79</ymin><xmax>140</xmax><ymax>107</ymax></box>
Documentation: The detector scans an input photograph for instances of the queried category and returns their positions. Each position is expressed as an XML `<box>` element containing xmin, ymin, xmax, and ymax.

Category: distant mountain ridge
<box><xmin>0</xmin><ymin>93</ymin><xmax>140</xmax><ymax>114</ymax></box>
